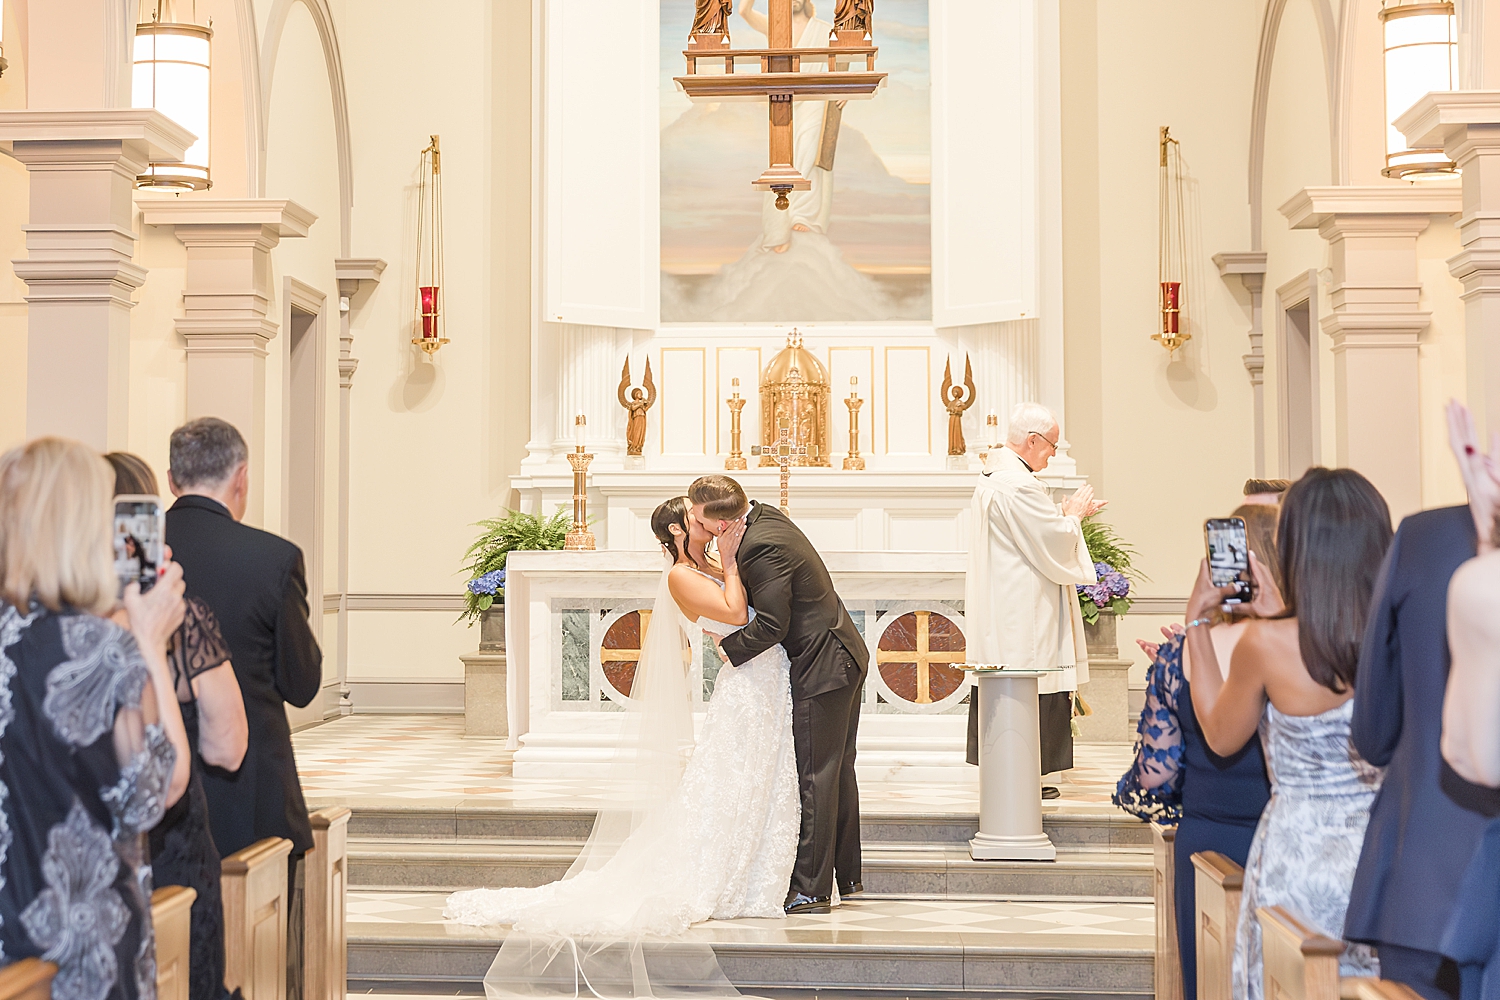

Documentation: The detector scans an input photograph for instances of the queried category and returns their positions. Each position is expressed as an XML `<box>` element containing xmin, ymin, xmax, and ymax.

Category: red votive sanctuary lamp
<box><xmin>412</xmin><ymin>135</ymin><xmax>448</xmax><ymax>355</ymax></box>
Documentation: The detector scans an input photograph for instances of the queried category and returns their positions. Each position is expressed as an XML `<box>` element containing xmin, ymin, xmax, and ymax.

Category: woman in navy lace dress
<box><xmin>1115</xmin><ymin>503</ymin><xmax>1277</xmax><ymax>1000</ymax></box>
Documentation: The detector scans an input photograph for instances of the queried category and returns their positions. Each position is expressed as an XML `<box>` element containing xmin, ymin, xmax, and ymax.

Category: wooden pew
<box><xmin>0</xmin><ymin>959</ymin><xmax>55</xmax><ymax>1000</ymax></box>
<box><xmin>1152</xmin><ymin>823</ymin><xmax>1182</xmax><ymax>1000</ymax></box>
<box><xmin>222</xmin><ymin>837</ymin><xmax>294</xmax><ymax>1000</ymax></box>
<box><xmin>1192</xmin><ymin>851</ymin><xmax>1244</xmax><ymax>1000</ymax></box>
<box><xmin>1257</xmin><ymin>904</ymin><xmax>1343</xmax><ymax>1000</ymax></box>
<box><xmin>303</xmin><ymin>807</ymin><xmax>351</xmax><ymax>1000</ymax></box>
<box><xmin>152</xmin><ymin>885</ymin><xmax>197</xmax><ymax>1000</ymax></box>
<box><xmin>1347</xmin><ymin>980</ymin><xmax>1426</xmax><ymax>1000</ymax></box>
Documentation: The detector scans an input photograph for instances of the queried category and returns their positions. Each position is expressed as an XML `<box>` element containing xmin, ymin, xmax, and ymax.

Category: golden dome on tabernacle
<box><xmin>762</xmin><ymin>329</ymin><xmax>829</xmax><ymax>387</ymax></box>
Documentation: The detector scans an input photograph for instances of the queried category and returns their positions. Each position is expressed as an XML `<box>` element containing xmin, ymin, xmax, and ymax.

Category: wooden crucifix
<box><xmin>773</xmin><ymin>418</ymin><xmax>806</xmax><ymax>513</ymax></box>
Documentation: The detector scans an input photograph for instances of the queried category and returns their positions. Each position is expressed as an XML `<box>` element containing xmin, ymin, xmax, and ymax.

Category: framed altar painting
<box><xmin>658</xmin><ymin>0</ymin><xmax>932</xmax><ymax>323</ymax></box>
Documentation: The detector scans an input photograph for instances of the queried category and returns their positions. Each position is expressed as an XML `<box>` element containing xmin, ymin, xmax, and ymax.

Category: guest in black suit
<box><xmin>164</xmin><ymin>417</ymin><xmax>323</xmax><ymax>1000</ymax></box>
<box><xmin>690</xmin><ymin>475</ymin><xmax>870</xmax><ymax>914</ymax></box>
<box><xmin>1344</xmin><ymin>501</ymin><xmax>1494</xmax><ymax>1000</ymax></box>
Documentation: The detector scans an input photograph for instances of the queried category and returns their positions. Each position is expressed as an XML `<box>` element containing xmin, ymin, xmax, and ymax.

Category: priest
<box><xmin>965</xmin><ymin>401</ymin><xmax>1104</xmax><ymax>796</ymax></box>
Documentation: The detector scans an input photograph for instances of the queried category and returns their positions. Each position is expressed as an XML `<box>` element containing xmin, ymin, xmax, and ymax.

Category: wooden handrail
<box><xmin>152</xmin><ymin>885</ymin><xmax>197</xmax><ymax>1000</ymax></box>
<box><xmin>1349</xmin><ymin>980</ymin><xmax>1426</xmax><ymax>1000</ymax></box>
<box><xmin>221</xmin><ymin>837</ymin><xmax>293</xmax><ymax>1000</ymax></box>
<box><xmin>1192</xmin><ymin>851</ymin><xmax>1245</xmax><ymax>1000</ymax></box>
<box><xmin>304</xmin><ymin>807</ymin><xmax>351</xmax><ymax>1000</ymax></box>
<box><xmin>1152</xmin><ymin>824</ymin><xmax>1183</xmax><ymax>1000</ymax></box>
<box><xmin>1258</xmin><ymin>904</ymin><xmax>1342</xmax><ymax>1000</ymax></box>
<box><xmin>0</xmin><ymin>959</ymin><xmax>56</xmax><ymax>1000</ymax></box>
<box><xmin>1192</xmin><ymin>849</ymin><xmax>1245</xmax><ymax>889</ymax></box>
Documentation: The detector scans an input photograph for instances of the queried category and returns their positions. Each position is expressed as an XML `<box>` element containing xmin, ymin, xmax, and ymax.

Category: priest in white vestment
<box><xmin>965</xmin><ymin>402</ymin><xmax>1105</xmax><ymax>793</ymax></box>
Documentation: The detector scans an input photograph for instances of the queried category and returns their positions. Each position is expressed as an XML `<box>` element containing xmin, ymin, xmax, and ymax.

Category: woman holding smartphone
<box><xmin>1186</xmin><ymin>468</ymin><xmax>1390</xmax><ymax>1000</ymax></box>
<box><xmin>1114</xmin><ymin>502</ymin><xmax>1276</xmax><ymax>1000</ymax></box>
<box><xmin>107</xmin><ymin>452</ymin><xmax>248</xmax><ymax>1000</ymax></box>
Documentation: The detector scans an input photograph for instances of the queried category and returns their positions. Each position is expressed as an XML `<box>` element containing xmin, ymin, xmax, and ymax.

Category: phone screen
<box><xmin>1204</xmin><ymin>517</ymin><xmax>1253</xmax><ymax>605</ymax></box>
<box><xmin>114</xmin><ymin>496</ymin><xmax>165</xmax><ymax>595</ymax></box>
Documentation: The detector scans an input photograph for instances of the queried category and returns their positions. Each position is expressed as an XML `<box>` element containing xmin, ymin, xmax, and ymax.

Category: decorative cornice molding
<box><xmin>0</xmin><ymin>108</ymin><xmax>196</xmax><ymax>162</ymax></box>
<box><xmin>334</xmin><ymin>257</ymin><xmax>387</xmax><ymax>288</ymax></box>
<box><xmin>137</xmin><ymin>197</ymin><xmax>317</xmax><ymax>238</ymax></box>
<box><xmin>344</xmin><ymin>593</ymin><xmax>467</xmax><ymax>612</ymax></box>
<box><xmin>1212</xmin><ymin>251</ymin><xmax>1269</xmax><ymax>277</ymax></box>
<box><xmin>1280</xmin><ymin>185</ymin><xmax>1463</xmax><ymax>230</ymax></box>
<box><xmin>1396</xmin><ymin>90</ymin><xmax>1500</xmax><ymax>149</ymax></box>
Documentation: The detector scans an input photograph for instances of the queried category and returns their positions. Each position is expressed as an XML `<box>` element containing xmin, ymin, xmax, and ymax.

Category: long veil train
<box><xmin>445</xmin><ymin>558</ymin><xmax>747</xmax><ymax>999</ymax></box>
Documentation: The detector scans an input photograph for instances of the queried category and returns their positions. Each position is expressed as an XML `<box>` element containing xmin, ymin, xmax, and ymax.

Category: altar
<box><xmin>504</xmin><ymin>548</ymin><xmax>977</xmax><ymax>779</ymax></box>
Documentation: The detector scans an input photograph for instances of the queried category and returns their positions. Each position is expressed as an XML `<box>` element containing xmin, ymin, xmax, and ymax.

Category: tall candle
<box><xmin>575</xmin><ymin>413</ymin><xmax>587</xmax><ymax>448</ymax></box>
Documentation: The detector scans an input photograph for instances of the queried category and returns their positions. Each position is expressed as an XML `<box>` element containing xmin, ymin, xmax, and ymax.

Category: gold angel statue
<box><xmin>618</xmin><ymin>357</ymin><xmax>657</xmax><ymax>457</ymax></box>
<box><xmin>941</xmin><ymin>354</ymin><xmax>977</xmax><ymax>457</ymax></box>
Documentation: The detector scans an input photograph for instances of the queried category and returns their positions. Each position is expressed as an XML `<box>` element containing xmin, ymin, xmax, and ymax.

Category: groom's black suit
<box><xmin>719</xmin><ymin>501</ymin><xmax>870</xmax><ymax>901</ymax></box>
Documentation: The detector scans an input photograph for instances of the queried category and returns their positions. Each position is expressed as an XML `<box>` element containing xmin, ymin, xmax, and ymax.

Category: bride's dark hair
<box><xmin>650</xmin><ymin>496</ymin><xmax>690</xmax><ymax>558</ymax></box>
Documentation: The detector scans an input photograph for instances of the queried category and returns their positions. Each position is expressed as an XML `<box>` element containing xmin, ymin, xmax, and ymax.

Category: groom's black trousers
<box><xmin>790</xmin><ymin>647</ymin><xmax>864</xmax><ymax>901</ymax></box>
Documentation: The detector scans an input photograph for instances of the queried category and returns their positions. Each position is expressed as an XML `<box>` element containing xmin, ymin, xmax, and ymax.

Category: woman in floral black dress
<box><xmin>0</xmin><ymin>438</ymin><xmax>192</xmax><ymax>1000</ymax></box>
<box><xmin>107</xmin><ymin>453</ymin><xmax>246</xmax><ymax>1000</ymax></box>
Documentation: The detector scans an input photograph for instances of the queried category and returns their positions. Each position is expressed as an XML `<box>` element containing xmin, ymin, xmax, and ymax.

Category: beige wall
<box><xmin>0</xmin><ymin>0</ymin><xmax>28</xmax><ymax>453</ymax></box>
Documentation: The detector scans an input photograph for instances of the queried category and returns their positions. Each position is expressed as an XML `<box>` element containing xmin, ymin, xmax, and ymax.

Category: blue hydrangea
<box><xmin>467</xmin><ymin>568</ymin><xmax>506</xmax><ymax>595</ymax></box>
<box><xmin>1104</xmin><ymin>571</ymin><xmax>1130</xmax><ymax>599</ymax></box>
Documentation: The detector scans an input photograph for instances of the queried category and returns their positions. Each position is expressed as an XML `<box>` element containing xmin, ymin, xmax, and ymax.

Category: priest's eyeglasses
<box><xmin>1030</xmin><ymin>431</ymin><xmax>1060</xmax><ymax>455</ymax></box>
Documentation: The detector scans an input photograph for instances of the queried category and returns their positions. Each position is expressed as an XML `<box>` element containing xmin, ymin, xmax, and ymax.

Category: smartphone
<box><xmin>114</xmin><ymin>495</ymin><xmax>165</xmax><ymax>595</ymax></box>
<box><xmin>1204</xmin><ymin>516</ymin><xmax>1254</xmax><ymax>605</ymax></box>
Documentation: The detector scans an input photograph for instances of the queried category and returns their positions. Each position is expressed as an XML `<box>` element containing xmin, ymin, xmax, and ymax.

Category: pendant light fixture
<box><xmin>133</xmin><ymin>0</ymin><xmax>212</xmax><ymax>190</ymax></box>
<box><xmin>1380</xmin><ymin>0</ymin><xmax>1459</xmax><ymax>180</ymax></box>
<box><xmin>412</xmin><ymin>135</ymin><xmax>448</xmax><ymax>355</ymax></box>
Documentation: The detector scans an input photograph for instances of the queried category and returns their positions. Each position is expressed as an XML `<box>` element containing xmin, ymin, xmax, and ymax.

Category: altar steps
<box><xmin>338</xmin><ymin>802</ymin><xmax>1155</xmax><ymax>997</ymax></box>
<box><xmin>346</xmin><ymin>889</ymin><xmax>1154</xmax><ymax>999</ymax></box>
<box><xmin>348</xmin><ymin>839</ymin><xmax>1151</xmax><ymax>899</ymax></box>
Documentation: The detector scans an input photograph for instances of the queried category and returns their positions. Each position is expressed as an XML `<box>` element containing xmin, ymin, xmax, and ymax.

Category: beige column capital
<box><xmin>1279</xmin><ymin>186</ymin><xmax>1460</xmax><ymax>519</ymax></box>
<box><xmin>0</xmin><ymin>109</ymin><xmax>194</xmax><ymax>450</ymax></box>
<box><xmin>1399</xmin><ymin>94</ymin><xmax>1500</xmax><ymax>445</ymax></box>
<box><xmin>333</xmin><ymin>257</ymin><xmax>386</xmax><ymax>390</ymax></box>
<box><xmin>1213</xmin><ymin>251</ymin><xmax>1269</xmax><ymax>474</ymax></box>
<box><xmin>140</xmin><ymin>197</ymin><xmax>316</xmax><ymax>525</ymax></box>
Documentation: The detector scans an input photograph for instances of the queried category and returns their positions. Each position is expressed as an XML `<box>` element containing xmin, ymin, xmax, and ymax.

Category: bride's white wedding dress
<box><xmin>445</xmin><ymin>571</ymin><xmax>799</xmax><ymax>941</ymax></box>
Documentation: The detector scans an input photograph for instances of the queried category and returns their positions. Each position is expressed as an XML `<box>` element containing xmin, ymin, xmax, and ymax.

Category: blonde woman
<box><xmin>0</xmin><ymin>438</ymin><xmax>190</xmax><ymax>1000</ymax></box>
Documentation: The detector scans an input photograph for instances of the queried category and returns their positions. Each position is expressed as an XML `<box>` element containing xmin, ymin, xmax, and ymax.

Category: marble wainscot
<box><xmin>504</xmin><ymin>549</ymin><xmax>985</xmax><ymax>781</ymax></box>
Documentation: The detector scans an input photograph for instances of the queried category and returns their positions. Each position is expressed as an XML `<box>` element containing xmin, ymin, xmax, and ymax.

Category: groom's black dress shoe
<box><xmin>837</xmin><ymin>882</ymin><xmax>864</xmax><ymax>899</ymax></box>
<box><xmin>1042</xmin><ymin>786</ymin><xmax>1061</xmax><ymax>800</ymax></box>
<box><xmin>784</xmin><ymin>893</ymin><xmax>833</xmax><ymax>915</ymax></box>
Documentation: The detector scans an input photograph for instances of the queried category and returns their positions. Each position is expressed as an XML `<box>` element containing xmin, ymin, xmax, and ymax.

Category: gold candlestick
<box><xmin>565</xmin><ymin>414</ymin><xmax>596</xmax><ymax>551</ymax></box>
<box><xmin>726</xmin><ymin>377</ymin><xmax>748</xmax><ymax>471</ymax></box>
<box><xmin>842</xmin><ymin>376</ymin><xmax>865</xmax><ymax>471</ymax></box>
<box><xmin>979</xmin><ymin>412</ymin><xmax>999</xmax><ymax>465</ymax></box>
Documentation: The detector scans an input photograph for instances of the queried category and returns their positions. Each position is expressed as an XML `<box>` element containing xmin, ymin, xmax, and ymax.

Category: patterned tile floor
<box><xmin>294</xmin><ymin>715</ymin><xmax>1134</xmax><ymax>815</ymax></box>
<box><xmin>348</xmin><ymin>889</ymin><xmax>1154</xmax><ymax>942</ymax></box>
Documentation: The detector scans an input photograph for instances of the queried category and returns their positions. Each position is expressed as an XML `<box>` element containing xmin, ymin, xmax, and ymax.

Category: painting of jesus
<box><xmin>660</xmin><ymin>0</ymin><xmax>931</xmax><ymax>323</ymax></box>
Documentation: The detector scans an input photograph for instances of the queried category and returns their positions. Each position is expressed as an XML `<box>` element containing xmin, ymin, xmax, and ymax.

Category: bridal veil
<box><xmin>451</xmin><ymin>559</ymin><xmax>747</xmax><ymax>999</ymax></box>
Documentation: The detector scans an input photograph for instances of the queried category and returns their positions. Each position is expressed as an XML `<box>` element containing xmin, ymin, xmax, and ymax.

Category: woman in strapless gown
<box><xmin>1184</xmin><ymin>469</ymin><xmax>1390</xmax><ymax>1000</ymax></box>
<box><xmin>445</xmin><ymin>497</ymin><xmax>797</xmax><ymax>997</ymax></box>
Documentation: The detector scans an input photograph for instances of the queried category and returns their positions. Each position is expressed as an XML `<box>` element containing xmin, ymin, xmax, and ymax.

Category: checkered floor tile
<box><xmin>293</xmin><ymin>716</ymin><xmax>1135</xmax><ymax>815</ymax></box>
<box><xmin>347</xmin><ymin>889</ymin><xmax>1153</xmax><ymax>940</ymax></box>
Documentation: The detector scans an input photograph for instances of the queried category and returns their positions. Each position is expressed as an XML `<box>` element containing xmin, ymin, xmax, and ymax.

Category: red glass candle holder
<box><xmin>420</xmin><ymin>285</ymin><xmax>439</xmax><ymax>338</ymax></box>
<box><xmin>1160</xmin><ymin>281</ymin><xmax>1181</xmax><ymax>335</ymax></box>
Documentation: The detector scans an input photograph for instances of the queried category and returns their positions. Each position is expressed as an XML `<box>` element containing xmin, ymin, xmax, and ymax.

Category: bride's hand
<box><xmin>717</xmin><ymin>517</ymin><xmax>747</xmax><ymax>570</ymax></box>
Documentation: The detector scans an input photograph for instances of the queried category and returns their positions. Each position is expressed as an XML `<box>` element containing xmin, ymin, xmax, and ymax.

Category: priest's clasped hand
<box><xmin>1061</xmin><ymin>484</ymin><xmax>1107</xmax><ymax>520</ymax></box>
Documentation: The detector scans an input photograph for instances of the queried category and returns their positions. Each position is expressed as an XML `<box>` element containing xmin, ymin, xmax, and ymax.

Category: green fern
<box><xmin>1080</xmin><ymin>514</ymin><xmax>1145</xmax><ymax>583</ymax></box>
<box><xmin>459</xmin><ymin>507</ymin><xmax>571</xmax><ymax>624</ymax></box>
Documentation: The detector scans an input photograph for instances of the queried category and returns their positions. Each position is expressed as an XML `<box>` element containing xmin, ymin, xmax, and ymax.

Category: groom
<box><xmin>689</xmin><ymin>475</ymin><xmax>870</xmax><ymax>914</ymax></box>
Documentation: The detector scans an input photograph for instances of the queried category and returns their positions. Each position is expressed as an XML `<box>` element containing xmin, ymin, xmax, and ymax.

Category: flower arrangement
<box><xmin>1078</xmin><ymin>514</ymin><xmax>1144</xmax><ymax>624</ymax></box>
<box><xmin>460</xmin><ymin>507</ymin><xmax>571</xmax><ymax>625</ymax></box>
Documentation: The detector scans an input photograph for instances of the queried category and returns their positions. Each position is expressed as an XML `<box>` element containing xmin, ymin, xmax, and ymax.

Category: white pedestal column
<box><xmin>1280</xmin><ymin>185</ymin><xmax>1461</xmax><ymax>520</ymax></box>
<box><xmin>967</xmin><ymin>667</ymin><xmax>1058</xmax><ymax>862</ymax></box>
<box><xmin>0</xmin><ymin>110</ymin><xmax>194</xmax><ymax>449</ymax></box>
<box><xmin>1400</xmin><ymin>94</ymin><xmax>1500</xmax><ymax>440</ymax></box>
<box><xmin>138</xmin><ymin>198</ymin><xmax>316</xmax><ymax>524</ymax></box>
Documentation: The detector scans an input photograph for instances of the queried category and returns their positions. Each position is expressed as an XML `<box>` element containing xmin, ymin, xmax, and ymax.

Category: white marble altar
<box><xmin>505</xmin><ymin>548</ymin><xmax>978</xmax><ymax>779</ymax></box>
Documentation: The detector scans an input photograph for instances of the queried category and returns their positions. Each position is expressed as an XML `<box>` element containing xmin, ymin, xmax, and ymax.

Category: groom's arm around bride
<box><xmin>687</xmin><ymin>475</ymin><xmax>871</xmax><ymax>909</ymax></box>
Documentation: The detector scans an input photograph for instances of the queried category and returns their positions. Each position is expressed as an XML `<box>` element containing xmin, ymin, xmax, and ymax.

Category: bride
<box><xmin>445</xmin><ymin>497</ymin><xmax>798</xmax><ymax>997</ymax></box>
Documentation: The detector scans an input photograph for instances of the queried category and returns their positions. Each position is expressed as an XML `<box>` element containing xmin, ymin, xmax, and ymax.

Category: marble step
<box><xmin>347</xmin><ymin>839</ymin><xmax>1152</xmax><ymax>898</ymax></box>
<box><xmin>346</xmin><ymin>889</ymin><xmax>1155</xmax><ymax>999</ymax></box>
<box><xmin>343</xmin><ymin>805</ymin><xmax>1150</xmax><ymax>853</ymax></box>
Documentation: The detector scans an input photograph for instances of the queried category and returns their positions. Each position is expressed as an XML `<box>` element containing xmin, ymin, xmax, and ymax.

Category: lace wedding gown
<box><xmin>446</xmin><ymin>592</ymin><xmax>799</xmax><ymax>939</ymax></box>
